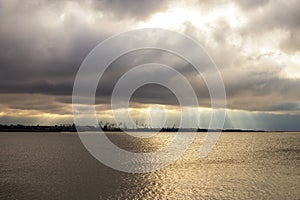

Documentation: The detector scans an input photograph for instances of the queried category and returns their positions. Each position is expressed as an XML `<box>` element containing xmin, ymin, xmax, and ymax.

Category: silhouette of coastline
<box><xmin>0</xmin><ymin>123</ymin><xmax>270</xmax><ymax>132</ymax></box>
<box><xmin>0</xmin><ymin>124</ymin><xmax>77</xmax><ymax>132</ymax></box>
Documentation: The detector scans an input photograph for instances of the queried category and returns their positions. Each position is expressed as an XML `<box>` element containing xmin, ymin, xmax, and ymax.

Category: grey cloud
<box><xmin>266</xmin><ymin>102</ymin><xmax>300</xmax><ymax>112</ymax></box>
<box><xmin>91</xmin><ymin>0</ymin><xmax>170</xmax><ymax>20</ymax></box>
<box><xmin>0</xmin><ymin>0</ymin><xmax>118</xmax><ymax>95</ymax></box>
<box><xmin>236</xmin><ymin>0</ymin><xmax>300</xmax><ymax>30</ymax></box>
<box><xmin>96</xmin><ymin>50</ymin><xmax>300</xmax><ymax>113</ymax></box>
<box><xmin>235</xmin><ymin>0</ymin><xmax>270</xmax><ymax>10</ymax></box>
<box><xmin>182</xmin><ymin>21</ymin><xmax>244</xmax><ymax>70</ymax></box>
<box><xmin>240</xmin><ymin>0</ymin><xmax>300</xmax><ymax>53</ymax></box>
<box><xmin>221</xmin><ymin>68</ymin><xmax>300</xmax><ymax>112</ymax></box>
<box><xmin>0</xmin><ymin>0</ymin><xmax>300</xmax><ymax>129</ymax></box>
<box><xmin>280</xmin><ymin>30</ymin><xmax>300</xmax><ymax>54</ymax></box>
<box><xmin>1</xmin><ymin>43</ymin><xmax>299</xmax><ymax>113</ymax></box>
<box><xmin>0</xmin><ymin>2</ymin><xmax>190</xmax><ymax>97</ymax></box>
<box><xmin>0</xmin><ymin>94</ymin><xmax>72</xmax><ymax>115</ymax></box>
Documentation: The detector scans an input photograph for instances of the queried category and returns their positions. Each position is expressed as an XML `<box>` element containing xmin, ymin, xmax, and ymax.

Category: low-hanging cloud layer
<box><xmin>0</xmin><ymin>0</ymin><xmax>299</xmax><ymax>130</ymax></box>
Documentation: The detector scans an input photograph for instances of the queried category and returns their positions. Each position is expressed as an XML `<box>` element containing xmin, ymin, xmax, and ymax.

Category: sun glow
<box><xmin>137</xmin><ymin>4</ymin><xmax>247</xmax><ymax>31</ymax></box>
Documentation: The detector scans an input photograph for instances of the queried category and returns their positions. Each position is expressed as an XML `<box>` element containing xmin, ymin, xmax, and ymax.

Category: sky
<box><xmin>0</xmin><ymin>0</ymin><xmax>299</xmax><ymax>131</ymax></box>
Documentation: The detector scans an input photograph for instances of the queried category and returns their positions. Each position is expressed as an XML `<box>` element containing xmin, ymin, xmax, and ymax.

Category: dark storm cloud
<box><xmin>0</xmin><ymin>0</ymin><xmax>300</xmax><ymax>130</ymax></box>
<box><xmin>0</xmin><ymin>0</ymin><xmax>112</xmax><ymax>95</ymax></box>
<box><xmin>0</xmin><ymin>0</ymin><xmax>170</xmax><ymax>96</ymax></box>
<box><xmin>92</xmin><ymin>50</ymin><xmax>300</xmax><ymax>113</ymax></box>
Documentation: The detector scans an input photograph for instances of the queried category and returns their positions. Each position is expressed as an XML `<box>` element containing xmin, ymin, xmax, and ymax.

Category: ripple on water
<box><xmin>0</xmin><ymin>132</ymin><xmax>299</xmax><ymax>199</ymax></box>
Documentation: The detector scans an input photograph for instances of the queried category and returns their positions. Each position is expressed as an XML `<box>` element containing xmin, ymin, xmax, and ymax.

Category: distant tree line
<box><xmin>0</xmin><ymin>123</ymin><xmax>266</xmax><ymax>132</ymax></box>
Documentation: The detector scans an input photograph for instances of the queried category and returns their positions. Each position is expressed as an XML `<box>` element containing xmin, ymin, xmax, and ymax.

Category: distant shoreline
<box><xmin>1</xmin><ymin>124</ymin><xmax>297</xmax><ymax>132</ymax></box>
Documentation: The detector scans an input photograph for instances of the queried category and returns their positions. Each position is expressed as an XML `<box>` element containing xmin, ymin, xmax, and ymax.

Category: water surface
<box><xmin>0</xmin><ymin>132</ymin><xmax>299</xmax><ymax>199</ymax></box>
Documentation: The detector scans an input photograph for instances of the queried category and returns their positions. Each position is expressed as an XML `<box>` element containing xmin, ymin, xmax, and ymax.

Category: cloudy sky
<box><xmin>0</xmin><ymin>0</ymin><xmax>299</xmax><ymax>131</ymax></box>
